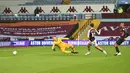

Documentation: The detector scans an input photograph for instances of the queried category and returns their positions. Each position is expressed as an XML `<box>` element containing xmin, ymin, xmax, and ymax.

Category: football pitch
<box><xmin>0</xmin><ymin>46</ymin><xmax>130</xmax><ymax>73</ymax></box>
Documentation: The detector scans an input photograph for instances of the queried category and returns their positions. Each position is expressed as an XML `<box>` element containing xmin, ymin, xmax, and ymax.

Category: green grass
<box><xmin>0</xmin><ymin>46</ymin><xmax>130</xmax><ymax>73</ymax></box>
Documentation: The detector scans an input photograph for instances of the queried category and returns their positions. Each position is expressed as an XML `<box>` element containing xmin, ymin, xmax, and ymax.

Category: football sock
<box><xmin>115</xmin><ymin>47</ymin><xmax>120</xmax><ymax>53</ymax></box>
<box><xmin>88</xmin><ymin>48</ymin><xmax>90</xmax><ymax>52</ymax></box>
<box><xmin>72</xmin><ymin>47</ymin><xmax>76</xmax><ymax>52</ymax></box>
<box><xmin>64</xmin><ymin>51</ymin><xmax>71</xmax><ymax>53</ymax></box>
<box><xmin>99</xmin><ymin>49</ymin><xmax>107</xmax><ymax>55</ymax></box>
<box><xmin>98</xmin><ymin>49</ymin><xmax>103</xmax><ymax>52</ymax></box>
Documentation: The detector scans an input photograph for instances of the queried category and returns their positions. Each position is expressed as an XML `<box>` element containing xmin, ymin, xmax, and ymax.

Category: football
<box><xmin>13</xmin><ymin>51</ymin><xmax>17</xmax><ymax>55</ymax></box>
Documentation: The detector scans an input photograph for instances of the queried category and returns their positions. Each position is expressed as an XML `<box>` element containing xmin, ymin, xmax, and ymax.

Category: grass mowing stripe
<box><xmin>0</xmin><ymin>46</ymin><xmax>130</xmax><ymax>73</ymax></box>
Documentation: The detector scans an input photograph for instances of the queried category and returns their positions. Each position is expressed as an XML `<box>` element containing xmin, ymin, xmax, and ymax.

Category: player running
<box><xmin>114</xmin><ymin>23</ymin><xmax>129</xmax><ymax>56</ymax></box>
<box><xmin>52</xmin><ymin>36</ymin><xmax>78</xmax><ymax>54</ymax></box>
<box><xmin>85</xmin><ymin>23</ymin><xmax>107</xmax><ymax>55</ymax></box>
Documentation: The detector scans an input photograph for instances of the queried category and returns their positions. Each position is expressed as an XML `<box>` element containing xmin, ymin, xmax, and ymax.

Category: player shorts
<box><xmin>60</xmin><ymin>43</ymin><xmax>71</xmax><ymax>51</ymax></box>
<box><xmin>88</xmin><ymin>40</ymin><xmax>98</xmax><ymax>47</ymax></box>
<box><xmin>116</xmin><ymin>38</ymin><xmax>124</xmax><ymax>45</ymax></box>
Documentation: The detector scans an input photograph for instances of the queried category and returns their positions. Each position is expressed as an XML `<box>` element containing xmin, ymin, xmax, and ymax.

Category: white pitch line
<box><xmin>0</xmin><ymin>57</ymin><xmax>12</xmax><ymax>59</ymax></box>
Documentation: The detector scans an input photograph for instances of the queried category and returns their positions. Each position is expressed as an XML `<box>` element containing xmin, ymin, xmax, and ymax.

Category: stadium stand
<box><xmin>17</xmin><ymin>38</ymin><xmax>29</xmax><ymax>41</ymax></box>
<box><xmin>62</xmin><ymin>0</ymin><xmax>71</xmax><ymax>4</ymax></box>
<box><xmin>0</xmin><ymin>14</ymin><xmax>84</xmax><ymax>21</ymax></box>
<box><xmin>0</xmin><ymin>37</ymin><xmax>10</xmax><ymax>41</ymax></box>
<box><xmin>118</xmin><ymin>0</ymin><xmax>130</xmax><ymax>4</ymax></box>
<box><xmin>19</xmin><ymin>0</ymin><xmax>63</xmax><ymax>6</ymax></box>
<box><xmin>18</xmin><ymin>0</ymin><xmax>118</xmax><ymax>6</ymax></box>
<box><xmin>71</xmin><ymin>0</ymin><xmax>117</xmax><ymax>4</ymax></box>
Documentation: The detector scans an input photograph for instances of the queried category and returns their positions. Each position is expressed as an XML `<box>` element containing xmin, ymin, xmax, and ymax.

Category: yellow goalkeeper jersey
<box><xmin>52</xmin><ymin>38</ymin><xmax>70</xmax><ymax>49</ymax></box>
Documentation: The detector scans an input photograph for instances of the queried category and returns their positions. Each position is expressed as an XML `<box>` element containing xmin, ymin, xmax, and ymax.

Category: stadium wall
<box><xmin>0</xmin><ymin>4</ymin><xmax>114</xmax><ymax>14</ymax></box>
<box><xmin>0</xmin><ymin>21</ymin><xmax>79</xmax><ymax>40</ymax></box>
<box><xmin>77</xmin><ymin>21</ymin><xmax>130</xmax><ymax>40</ymax></box>
<box><xmin>95</xmin><ymin>22</ymin><xmax>130</xmax><ymax>41</ymax></box>
<box><xmin>97</xmin><ymin>22</ymin><xmax>130</xmax><ymax>36</ymax></box>
<box><xmin>0</xmin><ymin>21</ymin><xmax>130</xmax><ymax>40</ymax></box>
<box><xmin>102</xmin><ymin>13</ymin><xmax>130</xmax><ymax>18</ymax></box>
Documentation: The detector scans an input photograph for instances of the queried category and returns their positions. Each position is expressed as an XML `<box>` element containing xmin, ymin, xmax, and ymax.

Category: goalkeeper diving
<box><xmin>52</xmin><ymin>36</ymin><xmax>79</xmax><ymax>54</ymax></box>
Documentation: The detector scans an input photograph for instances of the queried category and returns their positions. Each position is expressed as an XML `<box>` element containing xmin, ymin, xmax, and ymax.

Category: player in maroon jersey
<box><xmin>85</xmin><ymin>23</ymin><xmax>107</xmax><ymax>55</ymax></box>
<box><xmin>114</xmin><ymin>23</ymin><xmax>129</xmax><ymax>56</ymax></box>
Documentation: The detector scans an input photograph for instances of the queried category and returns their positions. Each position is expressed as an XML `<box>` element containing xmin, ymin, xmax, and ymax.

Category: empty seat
<box><xmin>71</xmin><ymin>0</ymin><xmax>116</xmax><ymax>4</ymax></box>
<box><xmin>20</xmin><ymin>0</ymin><xmax>63</xmax><ymax>6</ymax></box>
<box><xmin>0</xmin><ymin>14</ymin><xmax>86</xmax><ymax>21</ymax></box>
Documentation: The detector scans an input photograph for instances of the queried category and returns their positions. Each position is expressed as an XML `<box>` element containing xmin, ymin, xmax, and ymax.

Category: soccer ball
<box><xmin>13</xmin><ymin>51</ymin><xmax>17</xmax><ymax>55</ymax></box>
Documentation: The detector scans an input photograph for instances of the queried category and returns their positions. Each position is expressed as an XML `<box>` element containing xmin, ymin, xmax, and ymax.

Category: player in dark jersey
<box><xmin>114</xmin><ymin>23</ymin><xmax>129</xmax><ymax>56</ymax></box>
<box><xmin>85</xmin><ymin>23</ymin><xmax>107</xmax><ymax>55</ymax></box>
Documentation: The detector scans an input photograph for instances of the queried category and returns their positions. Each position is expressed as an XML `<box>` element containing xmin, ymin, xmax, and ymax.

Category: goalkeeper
<box><xmin>52</xmin><ymin>36</ymin><xmax>78</xmax><ymax>54</ymax></box>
